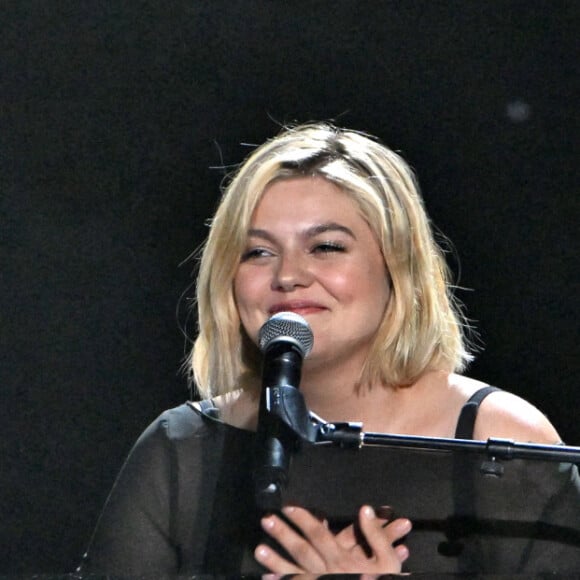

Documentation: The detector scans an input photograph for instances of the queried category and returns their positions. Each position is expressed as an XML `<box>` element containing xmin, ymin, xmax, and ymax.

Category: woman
<box><xmin>80</xmin><ymin>123</ymin><xmax>564</xmax><ymax>575</ymax></box>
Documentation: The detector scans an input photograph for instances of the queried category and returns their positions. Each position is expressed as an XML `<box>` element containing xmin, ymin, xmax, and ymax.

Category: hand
<box><xmin>254</xmin><ymin>505</ymin><xmax>411</xmax><ymax>574</ymax></box>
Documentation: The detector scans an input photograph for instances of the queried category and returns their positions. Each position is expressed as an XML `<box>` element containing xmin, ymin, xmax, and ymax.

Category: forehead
<box><xmin>251</xmin><ymin>176</ymin><xmax>363</xmax><ymax>226</ymax></box>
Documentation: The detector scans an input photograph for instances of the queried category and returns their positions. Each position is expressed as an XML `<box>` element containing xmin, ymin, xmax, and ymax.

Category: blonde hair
<box><xmin>190</xmin><ymin>123</ymin><xmax>472</xmax><ymax>398</ymax></box>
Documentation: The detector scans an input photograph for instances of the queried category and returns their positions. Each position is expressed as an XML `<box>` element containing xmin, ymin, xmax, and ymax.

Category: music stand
<box><xmin>255</xmin><ymin>384</ymin><xmax>580</xmax><ymax>573</ymax></box>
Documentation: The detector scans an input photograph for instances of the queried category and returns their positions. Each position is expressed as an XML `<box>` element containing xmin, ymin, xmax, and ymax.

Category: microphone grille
<box><xmin>258</xmin><ymin>312</ymin><xmax>314</xmax><ymax>357</ymax></box>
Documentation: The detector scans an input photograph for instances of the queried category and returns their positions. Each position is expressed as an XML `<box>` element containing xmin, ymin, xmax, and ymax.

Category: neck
<box><xmin>298</xmin><ymin>367</ymin><xmax>450</xmax><ymax>433</ymax></box>
<box><xmin>298</xmin><ymin>358</ymin><xmax>384</xmax><ymax>423</ymax></box>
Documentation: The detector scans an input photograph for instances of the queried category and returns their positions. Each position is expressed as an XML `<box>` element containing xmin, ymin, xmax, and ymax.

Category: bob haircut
<box><xmin>190</xmin><ymin>123</ymin><xmax>472</xmax><ymax>399</ymax></box>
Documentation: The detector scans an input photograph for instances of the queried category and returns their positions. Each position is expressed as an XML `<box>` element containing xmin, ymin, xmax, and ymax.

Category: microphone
<box><xmin>258</xmin><ymin>311</ymin><xmax>314</xmax><ymax>388</ymax></box>
<box><xmin>254</xmin><ymin>312</ymin><xmax>313</xmax><ymax>510</ymax></box>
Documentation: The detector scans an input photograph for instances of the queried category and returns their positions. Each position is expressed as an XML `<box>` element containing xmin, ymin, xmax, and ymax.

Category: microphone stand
<box><xmin>254</xmin><ymin>345</ymin><xmax>319</xmax><ymax>511</ymax></box>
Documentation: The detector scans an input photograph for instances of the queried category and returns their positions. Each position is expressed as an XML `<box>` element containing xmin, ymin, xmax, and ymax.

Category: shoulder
<box><xmin>137</xmin><ymin>403</ymin><xmax>213</xmax><ymax>445</ymax></box>
<box><xmin>447</xmin><ymin>374</ymin><xmax>561</xmax><ymax>443</ymax></box>
<box><xmin>473</xmin><ymin>389</ymin><xmax>561</xmax><ymax>443</ymax></box>
<box><xmin>121</xmin><ymin>402</ymin><xmax>234</xmax><ymax>477</ymax></box>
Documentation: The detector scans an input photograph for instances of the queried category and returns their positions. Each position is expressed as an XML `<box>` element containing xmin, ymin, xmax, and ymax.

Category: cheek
<box><xmin>372</xmin><ymin>271</ymin><xmax>392</xmax><ymax>309</ymax></box>
<box><xmin>326</xmin><ymin>262</ymin><xmax>389</xmax><ymax>303</ymax></box>
<box><xmin>232</xmin><ymin>279</ymin><xmax>253</xmax><ymax>339</ymax></box>
<box><xmin>232</xmin><ymin>273</ymin><xmax>243</xmax><ymax>306</ymax></box>
<box><xmin>351</xmin><ymin>262</ymin><xmax>391</xmax><ymax>310</ymax></box>
<box><xmin>233</xmin><ymin>268</ymin><xmax>266</xmax><ymax>330</ymax></box>
<box><xmin>320</xmin><ymin>269</ymin><xmax>356</xmax><ymax>301</ymax></box>
<box><xmin>233</xmin><ymin>268</ymin><xmax>257</xmax><ymax>308</ymax></box>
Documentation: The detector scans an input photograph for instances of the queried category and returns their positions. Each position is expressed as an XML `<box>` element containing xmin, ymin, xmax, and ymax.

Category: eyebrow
<box><xmin>247</xmin><ymin>222</ymin><xmax>358</xmax><ymax>241</ymax></box>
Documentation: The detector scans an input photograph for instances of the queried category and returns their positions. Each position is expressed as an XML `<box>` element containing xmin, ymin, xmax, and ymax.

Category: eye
<box><xmin>240</xmin><ymin>247</ymin><xmax>275</xmax><ymax>262</ymax></box>
<box><xmin>311</xmin><ymin>241</ymin><xmax>346</xmax><ymax>254</ymax></box>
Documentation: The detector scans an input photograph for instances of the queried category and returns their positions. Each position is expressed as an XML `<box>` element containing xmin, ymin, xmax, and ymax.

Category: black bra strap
<box><xmin>454</xmin><ymin>386</ymin><xmax>501</xmax><ymax>439</ymax></box>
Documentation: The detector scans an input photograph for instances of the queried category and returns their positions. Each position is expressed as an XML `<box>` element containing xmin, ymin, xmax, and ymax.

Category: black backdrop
<box><xmin>1</xmin><ymin>1</ymin><xmax>578</xmax><ymax>573</ymax></box>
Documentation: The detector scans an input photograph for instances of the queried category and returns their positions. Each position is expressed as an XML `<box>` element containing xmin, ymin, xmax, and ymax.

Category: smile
<box><xmin>268</xmin><ymin>302</ymin><xmax>327</xmax><ymax>316</ymax></box>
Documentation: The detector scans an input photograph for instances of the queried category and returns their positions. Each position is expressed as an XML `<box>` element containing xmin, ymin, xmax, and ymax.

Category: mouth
<box><xmin>268</xmin><ymin>302</ymin><xmax>327</xmax><ymax>316</ymax></box>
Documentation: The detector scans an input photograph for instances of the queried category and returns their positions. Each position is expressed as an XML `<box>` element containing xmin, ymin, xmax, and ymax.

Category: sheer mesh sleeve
<box><xmin>79</xmin><ymin>411</ymin><xmax>180</xmax><ymax>574</ymax></box>
<box><xmin>79</xmin><ymin>403</ymin><xmax>259</xmax><ymax>575</ymax></box>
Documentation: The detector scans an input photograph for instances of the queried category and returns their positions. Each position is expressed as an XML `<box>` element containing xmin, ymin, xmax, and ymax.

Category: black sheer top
<box><xmin>79</xmin><ymin>388</ymin><xmax>580</xmax><ymax>575</ymax></box>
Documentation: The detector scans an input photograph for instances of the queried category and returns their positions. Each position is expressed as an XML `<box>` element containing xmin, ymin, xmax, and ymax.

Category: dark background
<box><xmin>1</xmin><ymin>1</ymin><xmax>578</xmax><ymax>573</ymax></box>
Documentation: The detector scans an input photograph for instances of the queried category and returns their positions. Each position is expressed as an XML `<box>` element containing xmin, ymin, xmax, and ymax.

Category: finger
<box><xmin>280</xmin><ymin>506</ymin><xmax>342</xmax><ymax>568</ymax></box>
<box><xmin>358</xmin><ymin>506</ymin><xmax>411</xmax><ymax>562</ymax></box>
<box><xmin>254</xmin><ymin>542</ymin><xmax>302</xmax><ymax>574</ymax></box>
<box><xmin>335</xmin><ymin>510</ymin><xmax>393</xmax><ymax>550</ymax></box>
<box><xmin>260</xmin><ymin>511</ymin><xmax>327</xmax><ymax>572</ymax></box>
<box><xmin>335</xmin><ymin>523</ymin><xmax>356</xmax><ymax>547</ymax></box>
<box><xmin>394</xmin><ymin>543</ymin><xmax>410</xmax><ymax>563</ymax></box>
<box><xmin>376</xmin><ymin>505</ymin><xmax>395</xmax><ymax>525</ymax></box>
<box><xmin>383</xmin><ymin>517</ymin><xmax>413</xmax><ymax>546</ymax></box>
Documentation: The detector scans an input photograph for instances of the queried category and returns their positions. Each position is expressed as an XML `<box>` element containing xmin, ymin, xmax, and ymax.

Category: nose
<box><xmin>272</xmin><ymin>250</ymin><xmax>312</xmax><ymax>291</ymax></box>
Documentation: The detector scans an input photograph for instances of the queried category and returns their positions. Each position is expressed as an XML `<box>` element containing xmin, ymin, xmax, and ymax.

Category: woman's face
<box><xmin>233</xmin><ymin>176</ymin><xmax>391</xmax><ymax>371</ymax></box>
